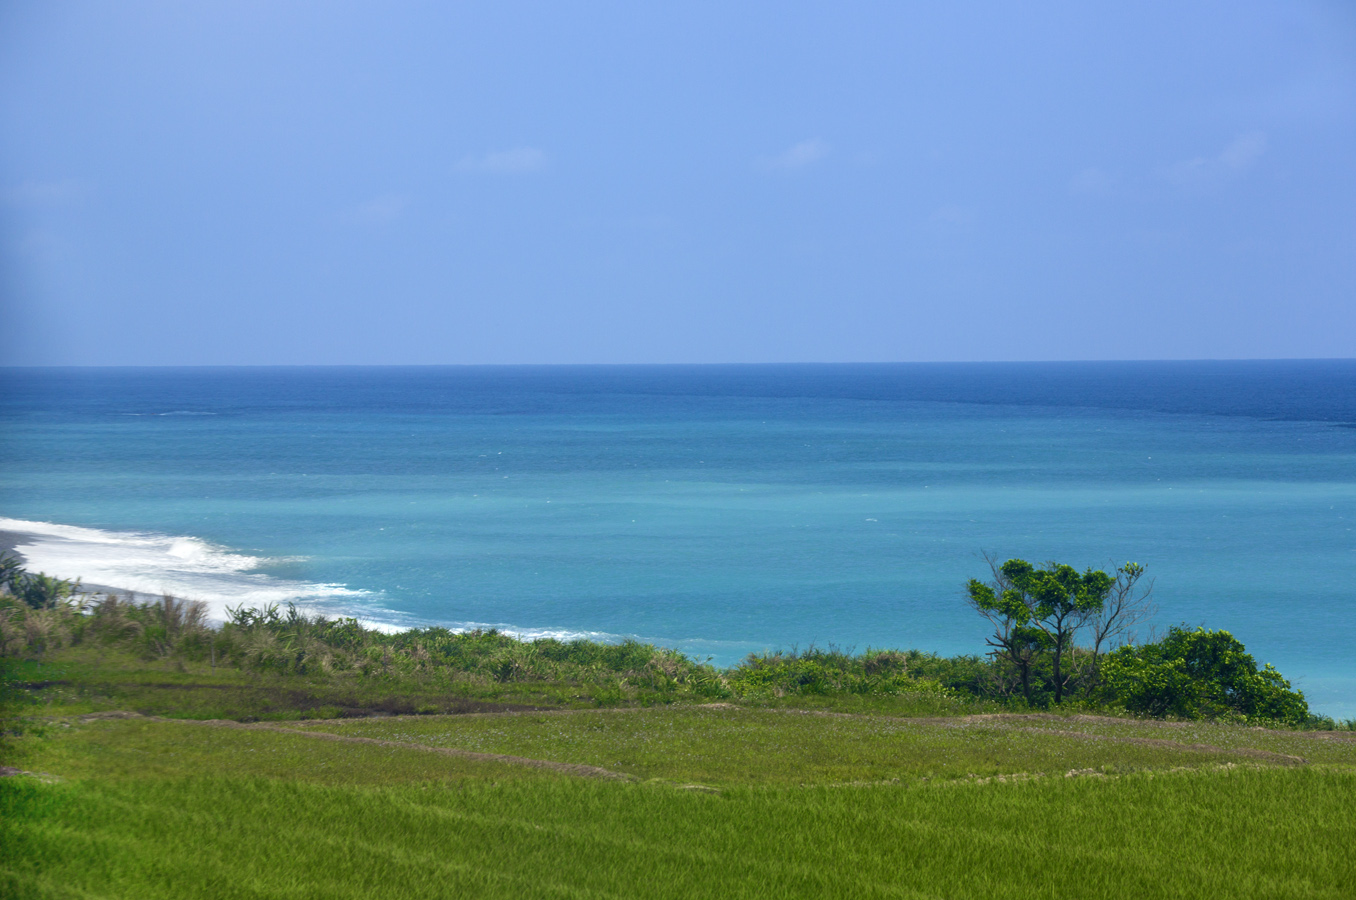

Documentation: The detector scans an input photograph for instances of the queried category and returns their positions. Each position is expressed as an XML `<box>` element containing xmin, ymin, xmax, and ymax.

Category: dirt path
<box><xmin>1010</xmin><ymin>727</ymin><xmax>1308</xmax><ymax>765</ymax></box>
<box><xmin>77</xmin><ymin>711</ymin><xmax>636</xmax><ymax>781</ymax></box>
<box><xmin>761</xmin><ymin>706</ymin><xmax>1356</xmax><ymax>743</ymax></box>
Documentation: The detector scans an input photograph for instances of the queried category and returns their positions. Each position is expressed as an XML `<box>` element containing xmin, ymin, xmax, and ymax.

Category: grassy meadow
<box><xmin>5</xmin><ymin>693</ymin><xmax>1356</xmax><ymax>898</ymax></box>
<box><xmin>3</xmin><ymin>592</ymin><xmax>1355</xmax><ymax>897</ymax></box>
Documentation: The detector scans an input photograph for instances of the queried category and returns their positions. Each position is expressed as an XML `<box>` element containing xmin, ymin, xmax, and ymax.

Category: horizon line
<box><xmin>3</xmin><ymin>357</ymin><xmax>1355</xmax><ymax>371</ymax></box>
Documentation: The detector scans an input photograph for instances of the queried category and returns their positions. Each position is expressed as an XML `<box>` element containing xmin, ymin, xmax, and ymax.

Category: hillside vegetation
<box><xmin>3</xmin><ymin>559</ymin><xmax>1353</xmax><ymax>898</ymax></box>
<box><xmin>0</xmin><ymin>563</ymin><xmax>1325</xmax><ymax>726</ymax></box>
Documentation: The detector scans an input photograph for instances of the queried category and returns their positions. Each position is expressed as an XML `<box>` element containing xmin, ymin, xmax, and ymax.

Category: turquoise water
<box><xmin>1</xmin><ymin>363</ymin><xmax>1353</xmax><ymax>716</ymax></box>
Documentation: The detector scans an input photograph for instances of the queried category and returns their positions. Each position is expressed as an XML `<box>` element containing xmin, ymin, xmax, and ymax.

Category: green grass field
<box><xmin>3</xmin><ymin>507</ymin><xmax>1352</xmax><ymax>896</ymax></box>
<box><xmin>5</xmin><ymin>703</ymin><xmax>1355</xmax><ymax>898</ymax></box>
<box><xmin>3</xmin><ymin>624</ymin><xmax>1354</xmax><ymax>899</ymax></box>
<box><xmin>291</xmin><ymin>706</ymin><xmax>1336</xmax><ymax>784</ymax></box>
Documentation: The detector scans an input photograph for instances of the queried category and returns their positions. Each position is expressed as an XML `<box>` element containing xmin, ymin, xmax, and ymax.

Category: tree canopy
<box><xmin>967</xmin><ymin>557</ymin><xmax>1144</xmax><ymax>704</ymax></box>
<box><xmin>0</xmin><ymin>553</ymin><xmax>81</xmax><ymax>610</ymax></box>
<box><xmin>965</xmin><ymin>557</ymin><xmax>1307</xmax><ymax>724</ymax></box>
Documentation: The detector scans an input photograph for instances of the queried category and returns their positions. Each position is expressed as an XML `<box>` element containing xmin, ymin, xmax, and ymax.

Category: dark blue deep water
<box><xmin>2</xmin><ymin>362</ymin><xmax>1353</xmax><ymax>715</ymax></box>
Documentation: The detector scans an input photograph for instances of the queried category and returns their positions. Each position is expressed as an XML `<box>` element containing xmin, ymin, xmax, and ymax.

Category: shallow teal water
<box><xmin>1</xmin><ymin>364</ymin><xmax>1352</xmax><ymax>715</ymax></box>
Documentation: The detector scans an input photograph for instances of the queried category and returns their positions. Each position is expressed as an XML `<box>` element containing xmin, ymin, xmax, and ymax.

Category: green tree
<box><xmin>967</xmin><ymin>556</ymin><xmax>1117</xmax><ymax>704</ymax></box>
<box><xmin>1100</xmin><ymin>626</ymin><xmax>1308</xmax><ymax>724</ymax></box>
<box><xmin>16</xmin><ymin>571</ymin><xmax>80</xmax><ymax>610</ymax></box>
<box><xmin>0</xmin><ymin>553</ymin><xmax>25</xmax><ymax>594</ymax></box>
<box><xmin>965</xmin><ymin>573</ymin><xmax>1047</xmax><ymax>703</ymax></box>
<box><xmin>1077</xmin><ymin>561</ymin><xmax>1154</xmax><ymax>695</ymax></box>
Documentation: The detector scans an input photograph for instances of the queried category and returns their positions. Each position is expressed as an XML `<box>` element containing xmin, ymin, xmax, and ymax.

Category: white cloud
<box><xmin>455</xmin><ymin>147</ymin><xmax>548</xmax><ymax>174</ymax></box>
<box><xmin>3</xmin><ymin>179</ymin><xmax>84</xmax><ymax>207</ymax></box>
<box><xmin>759</xmin><ymin>138</ymin><xmax>830</xmax><ymax>172</ymax></box>
<box><xmin>342</xmin><ymin>193</ymin><xmax>408</xmax><ymax>226</ymax></box>
<box><xmin>1160</xmin><ymin>132</ymin><xmax>1267</xmax><ymax>188</ymax></box>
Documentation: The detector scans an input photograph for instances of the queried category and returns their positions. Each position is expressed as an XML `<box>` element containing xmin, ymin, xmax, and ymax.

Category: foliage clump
<box><xmin>963</xmin><ymin>555</ymin><xmax>1310</xmax><ymax>725</ymax></box>
<box><xmin>0</xmin><ymin>554</ymin><xmax>81</xmax><ymax>611</ymax></box>
<box><xmin>214</xmin><ymin>603</ymin><xmax>730</xmax><ymax>701</ymax></box>
<box><xmin>726</xmin><ymin>646</ymin><xmax>970</xmax><ymax>703</ymax></box>
<box><xmin>966</xmin><ymin>555</ymin><xmax>1153</xmax><ymax>705</ymax></box>
<box><xmin>1100</xmin><ymin>626</ymin><xmax>1309</xmax><ymax>725</ymax></box>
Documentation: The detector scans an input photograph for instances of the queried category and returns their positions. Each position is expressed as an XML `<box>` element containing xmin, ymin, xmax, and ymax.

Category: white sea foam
<box><xmin>0</xmin><ymin>517</ymin><xmax>370</xmax><ymax>622</ymax></box>
<box><xmin>0</xmin><ymin>517</ymin><xmax>701</xmax><ymax>648</ymax></box>
<box><xmin>0</xmin><ymin>517</ymin><xmax>633</xmax><ymax>642</ymax></box>
<box><xmin>438</xmin><ymin>621</ymin><xmax>630</xmax><ymax>643</ymax></box>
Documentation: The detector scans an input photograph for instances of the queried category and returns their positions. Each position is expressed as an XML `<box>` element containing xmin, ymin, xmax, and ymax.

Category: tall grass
<box><xmin>728</xmin><ymin>646</ymin><xmax>989</xmax><ymax>698</ymax></box>
<box><xmin>1</xmin><ymin>594</ymin><xmax>734</xmax><ymax>709</ymax></box>
<box><xmin>4</xmin><ymin>596</ymin><xmax>988</xmax><ymax>715</ymax></box>
<box><xmin>1</xmin><ymin>591</ymin><xmax>1332</xmax><ymax>724</ymax></box>
<box><xmin>5</xmin><ymin>768</ymin><xmax>1353</xmax><ymax>899</ymax></box>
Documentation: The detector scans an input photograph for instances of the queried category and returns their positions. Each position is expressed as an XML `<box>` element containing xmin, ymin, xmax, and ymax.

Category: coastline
<box><xmin>2</xmin><ymin>516</ymin><xmax>1351</xmax><ymax>718</ymax></box>
<box><xmin>0</xmin><ymin>517</ymin><xmax>383</xmax><ymax>619</ymax></box>
<box><xmin>0</xmin><ymin>517</ymin><xmax>633</xmax><ymax>642</ymax></box>
<box><xmin>0</xmin><ymin>529</ymin><xmax>27</xmax><ymax>561</ymax></box>
<box><xmin>0</xmin><ymin>525</ymin><xmax>210</xmax><ymax>602</ymax></box>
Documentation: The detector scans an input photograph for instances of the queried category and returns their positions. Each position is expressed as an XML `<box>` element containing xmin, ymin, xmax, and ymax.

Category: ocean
<box><xmin>1</xmin><ymin>362</ymin><xmax>1353</xmax><ymax>716</ymax></box>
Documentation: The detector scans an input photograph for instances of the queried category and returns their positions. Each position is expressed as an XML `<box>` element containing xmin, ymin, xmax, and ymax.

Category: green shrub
<box><xmin>1100</xmin><ymin>626</ymin><xmax>1308</xmax><ymax>725</ymax></box>
<box><xmin>726</xmin><ymin>647</ymin><xmax>954</xmax><ymax>699</ymax></box>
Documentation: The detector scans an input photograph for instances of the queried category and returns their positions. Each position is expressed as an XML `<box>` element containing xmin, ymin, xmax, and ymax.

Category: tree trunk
<box><xmin>1052</xmin><ymin>633</ymin><xmax>1064</xmax><ymax>704</ymax></box>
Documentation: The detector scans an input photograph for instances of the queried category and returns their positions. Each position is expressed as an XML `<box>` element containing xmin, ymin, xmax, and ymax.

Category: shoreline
<box><xmin>3</xmin><ymin>519</ymin><xmax>1352</xmax><ymax>719</ymax></box>
<box><xmin>0</xmin><ymin>517</ymin><xmax>384</xmax><ymax>620</ymax></box>
<box><xmin>0</xmin><ymin>526</ymin><xmax>205</xmax><ymax>602</ymax></box>
<box><xmin>0</xmin><ymin>529</ymin><xmax>28</xmax><ymax>561</ymax></box>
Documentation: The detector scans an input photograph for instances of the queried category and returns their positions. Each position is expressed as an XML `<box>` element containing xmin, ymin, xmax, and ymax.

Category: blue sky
<box><xmin>2</xmin><ymin>1</ymin><xmax>1353</xmax><ymax>365</ymax></box>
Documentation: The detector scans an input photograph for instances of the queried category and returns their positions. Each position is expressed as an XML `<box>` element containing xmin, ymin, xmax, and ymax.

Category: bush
<box><xmin>1100</xmin><ymin>626</ymin><xmax>1308</xmax><ymax>725</ymax></box>
<box><xmin>726</xmin><ymin>647</ymin><xmax>954</xmax><ymax>699</ymax></box>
